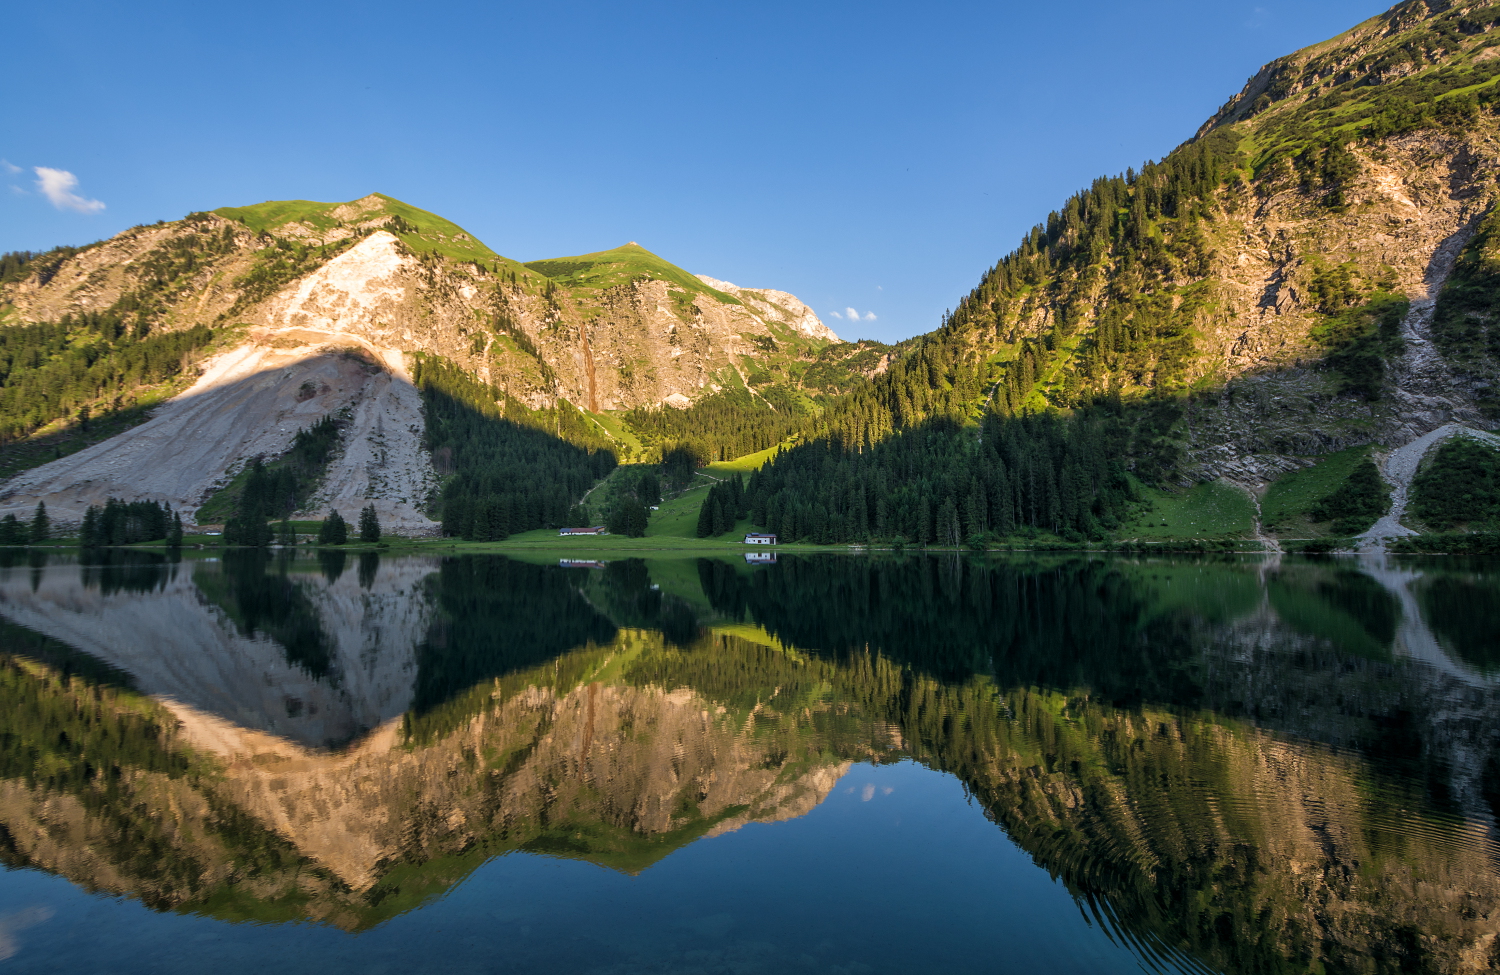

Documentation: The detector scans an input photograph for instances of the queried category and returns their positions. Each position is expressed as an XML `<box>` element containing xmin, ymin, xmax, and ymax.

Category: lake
<box><xmin>0</xmin><ymin>549</ymin><xmax>1495</xmax><ymax>974</ymax></box>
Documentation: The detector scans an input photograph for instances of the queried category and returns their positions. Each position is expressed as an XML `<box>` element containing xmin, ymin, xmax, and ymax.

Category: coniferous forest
<box><xmin>740</xmin><ymin>412</ymin><xmax>1135</xmax><ymax>544</ymax></box>
<box><xmin>414</xmin><ymin>357</ymin><xmax>616</xmax><ymax>540</ymax></box>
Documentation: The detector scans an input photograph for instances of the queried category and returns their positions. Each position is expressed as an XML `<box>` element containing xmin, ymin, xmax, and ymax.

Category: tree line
<box><xmin>624</xmin><ymin>387</ymin><xmax>806</xmax><ymax>464</ymax></box>
<box><xmin>700</xmin><ymin>411</ymin><xmax>1137</xmax><ymax>545</ymax></box>
<box><xmin>413</xmin><ymin>356</ymin><xmax>617</xmax><ymax>540</ymax></box>
<box><xmin>80</xmin><ymin>498</ymin><xmax>183</xmax><ymax>547</ymax></box>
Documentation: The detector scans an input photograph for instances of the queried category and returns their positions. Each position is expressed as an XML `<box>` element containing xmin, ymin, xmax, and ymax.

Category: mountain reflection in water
<box><xmin>0</xmin><ymin>550</ymin><xmax>1496</xmax><ymax>974</ymax></box>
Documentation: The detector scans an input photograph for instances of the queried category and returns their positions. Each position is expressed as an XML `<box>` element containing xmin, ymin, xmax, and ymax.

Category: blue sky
<box><xmin>3</xmin><ymin>0</ymin><xmax>1388</xmax><ymax>343</ymax></box>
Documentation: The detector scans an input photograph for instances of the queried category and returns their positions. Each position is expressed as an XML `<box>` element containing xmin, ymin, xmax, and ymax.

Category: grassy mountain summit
<box><xmin>214</xmin><ymin>192</ymin><xmax>509</xmax><ymax>266</ymax></box>
<box><xmin>525</xmin><ymin>242</ymin><xmax>742</xmax><ymax>305</ymax></box>
<box><xmin>932</xmin><ymin>0</ymin><xmax>1500</xmax><ymax>425</ymax></box>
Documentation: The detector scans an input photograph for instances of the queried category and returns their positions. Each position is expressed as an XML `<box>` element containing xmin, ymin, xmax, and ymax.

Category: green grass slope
<box><xmin>1261</xmin><ymin>446</ymin><xmax>1374</xmax><ymax>538</ymax></box>
<box><xmin>1123</xmin><ymin>481</ymin><xmax>1256</xmax><ymax>540</ymax></box>
<box><xmin>215</xmin><ymin>193</ymin><xmax>511</xmax><ymax>266</ymax></box>
<box><xmin>524</xmin><ymin>243</ymin><xmax>740</xmax><ymax>305</ymax></box>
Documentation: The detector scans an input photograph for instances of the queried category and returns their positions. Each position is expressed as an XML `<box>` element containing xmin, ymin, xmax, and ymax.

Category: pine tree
<box><xmin>695</xmin><ymin>489</ymin><xmax>716</xmax><ymax>537</ymax></box>
<box><xmin>638</xmin><ymin>472</ymin><xmax>661</xmax><ymax>506</ymax></box>
<box><xmin>359</xmin><ymin>505</ymin><xmax>381</xmax><ymax>544</ymax></box>
<box><xmin>318</xmin><ymin>510</ymin><xmax>348</xmax><ymax>545</ymax></box>
<box><xmin>29</xmin><ymin>502</ymin><xmax>49</xmax><ymax>544</ymax></box>
<box><xmin>80</xmin><ymin>506</ymin><xmax>100</xmax><ymax>548</ymax></box>
<box><xmin>279</xmin><ymin>518</ymin><xmax>295</xmax><ymax>547</ymax></box>
<box><xmin>608</xmin><ymin>497</ymin><xmax>648</xmax><ymax>537</ymax></box>
<box><xmin>168</xmin><ymin>512</ymin><xmax>183</xmax><ymax>548</ymax></box>
<box><xmin>0</xmin><ymin>514</ymin><xmax>26</xmax><ymax>546</ymax></box>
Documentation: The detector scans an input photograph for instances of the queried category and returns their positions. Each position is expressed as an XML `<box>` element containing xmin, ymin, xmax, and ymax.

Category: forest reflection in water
<box><xmin>0</xmin><ymin>549</ymin><xmax>1496</xmax><ymax>974</ymax></box>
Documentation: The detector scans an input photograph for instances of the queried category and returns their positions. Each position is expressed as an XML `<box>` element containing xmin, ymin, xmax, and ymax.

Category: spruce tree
<box><xmin>168</xmin><ymin>512</ymin><xmax>183</xmax><ymax>548</ymax></box>
<box><xmin>359</xmin><ymin>505</ymin><xmax>381</xmax><ymax>544</ymax></box>
<box><xmin>80</xmin><ymin>506</ymin><xmax>100</xmax><ymax>548</ymax></box>
<box><xmin>29</xmin><ymin>502</ymin><xmax>49</xmax><ymax>544</ymax></box>
<box><xmin>318</xmin><ymin>510</ymin><xmax>348</xmax><ymax>545</ymax></box>
<box><xmin>638</xmin><ymin>472</ymin><xmax>661</xmax><ymax>506</ymax></box>
<box><xmin>695</xmin><ymin>489</ymin><xmax>716</xmax><ymax>537</ymax></box>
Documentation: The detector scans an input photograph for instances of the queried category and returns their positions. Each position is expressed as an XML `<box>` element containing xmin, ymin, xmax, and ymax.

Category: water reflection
<box><xmin>0</xmin><ymin>551</ymin><xmax>1496</xmax><ymax>973</ymax></box>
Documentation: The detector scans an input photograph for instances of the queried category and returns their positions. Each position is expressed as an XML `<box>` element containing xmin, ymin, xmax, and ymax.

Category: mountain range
<box><xmin>0</xmin><ymin>194</ymin><xmax>886</xmax><ymax>528</ymax></box>
<box><xmin>4</xmin><ymin>0</ymin><xmax>1500</xmax><ymax>543</ymax></box>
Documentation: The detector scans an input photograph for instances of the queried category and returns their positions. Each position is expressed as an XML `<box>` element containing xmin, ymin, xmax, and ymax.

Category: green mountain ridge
<box><xmin>722</xmin><ymin>0</ymin><xmax>1500</xmax><ymax>546</ymax></box>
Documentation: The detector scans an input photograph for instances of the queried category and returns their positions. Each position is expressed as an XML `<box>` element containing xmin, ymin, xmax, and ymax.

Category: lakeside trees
<box><xmin>735</xmin><ymin>412</ymin><xmax>1134</xmax><ymax>545</ymax></box>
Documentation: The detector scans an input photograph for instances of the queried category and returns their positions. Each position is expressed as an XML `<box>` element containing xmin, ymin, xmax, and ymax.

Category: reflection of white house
<box><xmin>559</xmin><ymin>527</ymin><xmax>607</xmax><ymax>536</ymax></box>
<box><xmin>744</xmin><ymin>533</ymin><xmax>777</xmax><ymax>545</ymax></box>
<box><xmin>745</xmin><ymin>552</ymin><xmax>776</xmax><ymax>564</ymax></box>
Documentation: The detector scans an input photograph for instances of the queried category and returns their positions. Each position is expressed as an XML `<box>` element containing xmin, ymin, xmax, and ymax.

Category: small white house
<box><xmin>744</xmin><ymin>532</ymin><xmax>777</xmax><ymax>545</ymax></box>
<box><xmin>559</xmin><ymin>526</ymin><xmax>607</xmax><ymax>536</ymax></box>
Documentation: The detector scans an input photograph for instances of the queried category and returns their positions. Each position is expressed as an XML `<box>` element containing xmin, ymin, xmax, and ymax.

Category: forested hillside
<box><xmin>683</xmin><ymin>0</ymin><xmax>1500</xmax><ymax>544</ymax></box>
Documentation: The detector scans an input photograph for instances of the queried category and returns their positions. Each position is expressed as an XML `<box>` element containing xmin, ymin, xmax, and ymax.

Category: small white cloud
<box><xmin>34</xmin><ymin>167</ymin><xmax>105</xmax><ymax>213</ymax></box>
<box><xmin>861</xmin><ymin>783</ymin><xmax>875</xmax><ymax>801</ymax></box>
<box><xmin>845</xmin><ymin>307</ymin><xmax>859</xmax><ymax>321</ymax></box>
<box><xmin>876</xmin><ymin>285</ymin><xmax>883</xmax><ymax>291</ymax></box>
<box><xmin>829</xmin><ymin>310</ymin><xmax>844</xmax><ymax>319</ymax></box>
<box><xmin>864</xmin><ymin>311</ymin><xmax>877</xmax><ymax>321</ymax></box>
<box><xmin>0</xmin><ymin>160</ymin><xmax>20</xmax><ymax>176</ymax></box>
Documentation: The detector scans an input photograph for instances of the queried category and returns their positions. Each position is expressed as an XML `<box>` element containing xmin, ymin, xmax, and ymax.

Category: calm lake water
<box><xmin>0</xmin><ymin>549</ymin><xmax>1496</xmax><ymax>974</ymax></box>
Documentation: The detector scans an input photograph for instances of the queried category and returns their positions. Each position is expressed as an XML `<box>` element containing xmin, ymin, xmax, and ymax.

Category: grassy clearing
<box><xmin>706</xmin><ymin>444</ymin><xmax>781</xmax><ymax>474</ymax></box>
<box><xmin>1261</xmin><ymin>446</ymin><xmax>1373</xmax><ymax>538</ymax></box>
<box><xmin>1123</xmin><ymin>480</ymin><xmax>1256</xmax><ymax>539</ymax></box>
<box><xmin>410</xmin><ymin>530</ymin><xmax>789</xmax><ymax>556</ymax></box>
<box><xmin>639</xmin><ymin>475</ymin><xmax>754</xmax><ymax>540</ymax></box>
<box><xmin>592</xmin><ymin>411</ymin><xmax>644</xmax><ymax>457</ymax></box>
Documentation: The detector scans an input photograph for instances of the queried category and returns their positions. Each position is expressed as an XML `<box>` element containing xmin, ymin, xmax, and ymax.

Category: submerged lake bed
<box><xmin>0</xmin><ymin>550</ymin><xmax>1495</xmax><ymax>974</ymax></box>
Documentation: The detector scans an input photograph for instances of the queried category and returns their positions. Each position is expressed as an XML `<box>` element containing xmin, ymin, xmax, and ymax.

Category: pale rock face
<box><xmin>0</xmin><ymin>340</ymin><xmax>440</xmax><ymax>530</ymax></box>
<box><xmin>262</xmin><ymin>231</ymin><xmax>413</xmax><ymax>334</ymax></box>
<box><xmin>696</xmin><ymin>274</ymin><xmax>840</xmax><ymax>342</ymax></box>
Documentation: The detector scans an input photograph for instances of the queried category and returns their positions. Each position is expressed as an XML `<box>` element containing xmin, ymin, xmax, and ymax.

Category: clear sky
<box><xmin>3</xmin><ymin>0</ymin><xmax>1389</xmax><ymax>343</ymax></box>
